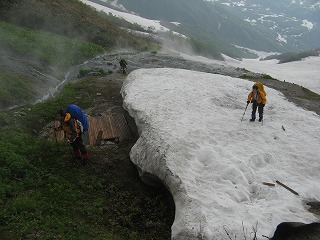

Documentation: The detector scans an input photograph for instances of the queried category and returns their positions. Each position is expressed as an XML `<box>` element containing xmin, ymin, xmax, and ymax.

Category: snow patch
<box><xmin>301</xmin><ymin>19</ymin><xmax>314</xmax><ymax>30</ymax></box>
<box><xmin>80</xmin><ymin>0</ymin><xmax>170</xmax><ymax>32</ymax></box>
<box><xmin>122</xmin><ymin>68</ymin><xmax>320</xmax><ymax>239</ymax></box>
<box><xmin>277</xmin><ymin>33</ymin><xmax>287</xmax><ymax>43</ymax></box>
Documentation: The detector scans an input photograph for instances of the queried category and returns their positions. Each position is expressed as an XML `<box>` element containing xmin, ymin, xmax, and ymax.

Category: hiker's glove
<box><xmin>260</xmin><ymin>104</ymin><xmax>265</xmax><ymax>107</ymax></box>
<box><xmin>247</xmin><ymin>101</ymin><xmax>250</xmax><ymax>104</ymax></box>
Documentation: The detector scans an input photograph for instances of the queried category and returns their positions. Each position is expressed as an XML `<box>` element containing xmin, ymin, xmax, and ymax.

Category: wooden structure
<box><xmin>50</xmin><ymin>113</ymin><xmax>132</xmax><ymax>146</ymax></box>
<box><xmin>87</xmin><ymin>113</ymin><xmax>132</xmax><ymax>145</ymax></box>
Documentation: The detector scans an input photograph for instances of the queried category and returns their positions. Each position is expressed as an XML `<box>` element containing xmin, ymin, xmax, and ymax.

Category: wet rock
<box><xmin>271</xmin><ymin>222</ymin><xmax>320</xmax><ymax>240</ymax></box>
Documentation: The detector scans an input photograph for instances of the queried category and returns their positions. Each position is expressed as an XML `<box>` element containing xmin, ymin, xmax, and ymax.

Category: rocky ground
<box><xmin>67</xmin><ymin>51</ymin><xmax>320</xmax><ymax>115</ymax></box>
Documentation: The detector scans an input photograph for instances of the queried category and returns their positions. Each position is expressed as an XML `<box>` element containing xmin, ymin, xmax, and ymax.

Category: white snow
<box><xmin>223</xmin><ymin>55</ymin><xmax>320</xmax><ymax>95</ymax></box>
<box><xmin>122</xmin><ymin>68</ymin><xmax>320</xmax><ymax>239</ymax></box>
<box><xmin>79</xmin><ymin>0</ymin><xmax>170</xmax><ymax>32</ymax></box>
<box><xmin>276</xmin><ymin>33</ymin><xmax>287</xmax><ymax>43</ymax></box>
<box><xmin>244</xmin><ymin>18</ymin><xmax>257</xmax><ymax>25</ymax></box>
<box><xmin>178</xmin><ymin>52</ymin><xmax>320</xmax><ymax>95</ymax></box>
<box><xmin>301</xmin><ymin>19</ymin><xmax>314</xmax><ymax>30</ymax></box>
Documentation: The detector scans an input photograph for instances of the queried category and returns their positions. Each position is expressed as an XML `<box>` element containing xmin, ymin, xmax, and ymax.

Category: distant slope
<box><xmin>211</xmin><ymin>0</ymin><xmax>320</xmax><ymax>51</ymax></box>
<box><xmin>261</xmin><ymin>48</ymin><xmax>320</xmax><ymax>64</ymax></box>
<box><xmin>116</xmin><ymin>0</ymin><xmax>290</xmax><ymax>53</ymax></box>
<box><xmin>0</xmin><ymin>0</ymin><xmax>155</xmax><ymax>51</ymax></box>
<box><xmin>0</xmin><ymin>0</ymin><xmax>157</xmax><ymax>109</ymax></box>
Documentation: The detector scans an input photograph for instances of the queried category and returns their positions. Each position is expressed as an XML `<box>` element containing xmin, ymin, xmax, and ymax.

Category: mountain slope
<box><xmin>0</xmin><ymin>0</ymin><xmax>157</xmax><ymax>109</ymax></box>
<box><xmin>104</xmin><ymin>0</ymin><xmax>319</xmax><ymax>53</ymax></box>
<box><xmin>116</xmin><ymin>0</ymin><xmax>288</xmax><ymax>53</ymax></box>
<box><xmin>214</xmin><ymin>0</ymin><xmax>320</xmax><ymax>50</ymax></box>
<box><xmin>0</xmin><ymin>0</ymin><xmax>155</xmax><ymax>51</ymax></box>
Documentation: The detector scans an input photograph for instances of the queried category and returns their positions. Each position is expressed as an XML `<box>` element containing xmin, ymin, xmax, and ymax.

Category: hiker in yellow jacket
<box><xmin>55</xmin><ymin>109</ymin><xmax>89</xmax><ymax>164</ymax></box>
<box><xmin>247</xmin><ymin>82</ymin><xmax>267</xmax><ymax>122</ymax></box>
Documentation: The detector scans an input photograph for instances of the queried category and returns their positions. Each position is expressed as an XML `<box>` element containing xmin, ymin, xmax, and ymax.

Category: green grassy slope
<box><xmin>0</xmin><ymin>21</ymin><xmax>105</xmax><ymax>67</ymax></box>
<box><xmin>0</xmin><ymin>0</ymin><xmax>155</xmax><ymax>52</ymax></box>
<box><xmin>0</xmin><ymin>0</ymin><xmax>158</xmax><ymax>109</ymax></box>
<box><xmin>0</xmin><ymin>78</ymin><xmax>174</xmax><ymax>240</ymax></box>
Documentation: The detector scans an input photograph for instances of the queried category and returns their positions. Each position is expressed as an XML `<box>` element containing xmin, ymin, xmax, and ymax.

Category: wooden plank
<box><xmin>85</xmin><ymin>113</ymin><xmax>132</xmax><ymax>145</ymax></box>
<box><xmin>95</xmin><ymin>130</ymin><xmax>103</xmax><ymax>146</ymax></box>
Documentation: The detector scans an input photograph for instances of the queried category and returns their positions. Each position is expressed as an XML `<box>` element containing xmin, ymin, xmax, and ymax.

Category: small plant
<box><xmin>78</xmin><ymin>68</ymin><xmax>107</xmax><ymax>78</ymax></box>
<box><xmin>236</xmin><ymin>67</ymin><xmax>250</xmax><ymax>72</ymax></box>
<box><xmin>301</xmin><ymin>87</ymin><xmax>320</xmax><ymax>99</ymax></box>
<box><xmin>261</xmin><ymin>74</ymin><xmax>274</xmax><ymax>80</ymax></box>
<box><xmin>224</xmin><ymin>222</ymin><xmax>259</xmax><ymax>240</ymax></box>
<box><xmin>239</xmin><ymin>74</ymin><xmax>255</xmax><ymax>79</ymax></box>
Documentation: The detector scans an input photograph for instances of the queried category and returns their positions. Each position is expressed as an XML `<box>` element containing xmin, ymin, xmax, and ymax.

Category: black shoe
<box><xmin>259</xmin><ymin>117</ymin><xmax>263</xmax><ymax>122</ymax></box>
<box><xmin>250</xmin><ymin>119</ymin><xmax>255</xmax><ymax>122</ymax></box>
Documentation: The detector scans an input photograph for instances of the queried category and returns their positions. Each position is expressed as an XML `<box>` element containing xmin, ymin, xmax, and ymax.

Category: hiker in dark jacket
<box><xmin>119</xmin><ymin>58</ymin><xmax>127</xmax><ymax>74</ymax></box>
<box><xmin>55</xmin><ymin>109</ymin><xmax>89</xmax><ymax>164</ymax></box>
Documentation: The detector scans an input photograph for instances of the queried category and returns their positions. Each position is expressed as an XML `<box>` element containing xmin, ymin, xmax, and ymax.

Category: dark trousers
<box><xmin>70</xmin><ymin>136</ymin><xmax>87</xmax><ymax>154</ymax></box>
<box><xmin>251</xmin><ymin>101</ymin><xmax>264</xmax><ymax>120</ymax></box>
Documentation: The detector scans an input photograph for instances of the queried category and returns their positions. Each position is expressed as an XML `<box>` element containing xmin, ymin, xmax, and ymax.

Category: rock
<box><xmin>271</xmin><ymin>222</ymin><xmax>320</xmax><ymax>240</ymax></box>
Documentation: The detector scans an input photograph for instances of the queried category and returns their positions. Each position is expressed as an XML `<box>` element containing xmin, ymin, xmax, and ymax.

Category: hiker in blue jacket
<box><xmin>54</xmin><ymin>109</ymin><xmax>89</xmax><ymax>164</ymax></box>
<box><xmin>55</xmin><ymin>104</ymin><xmax>89</xmax><ymax>164</ymax></box>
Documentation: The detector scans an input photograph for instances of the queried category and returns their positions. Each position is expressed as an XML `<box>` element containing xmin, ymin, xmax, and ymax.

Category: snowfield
<box><xmin>179</xmin><ymin>53</ymin><xmax>320</xmax><ymax>95</ymax></box>
<box><xmin>80</xmin><ymin>0</ymin><xmax>170</xmax><ymax>32</ymax></box>
<box><xmin>224</xmin><ymin>56</ymin><xmax>320</xmax><ymax>95</ymax></box>
<box><xmin>121</xmin><ymin>68</ymin><xmax>320</xmax><ymax>239</ymax></box>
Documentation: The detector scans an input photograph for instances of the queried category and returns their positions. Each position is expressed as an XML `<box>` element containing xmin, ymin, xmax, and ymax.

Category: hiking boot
<box><xmin>81</xmin><ymin>152</ymin><xmax>89</xmax><ymax>165</ymax></box>
<box><xmin>250</xmin><ymin>119</ymin><xmax>255</xmax><ymax>122</ymax></box>
<box><xmin>259</xmin><ymin>117</ymin><xmax>263</xmax><ymax>122</ymax></box>
<box><xmin>72</xmin><ymin>150</ymin><xmax>81</xmax><ymax>160</ymax></box>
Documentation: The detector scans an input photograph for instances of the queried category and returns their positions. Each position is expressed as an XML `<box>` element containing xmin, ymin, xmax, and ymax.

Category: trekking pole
<box><xmin>53</xmin><ymin>128</ymin><xmax>60</xmax><ymax>153</ymax></box>
<box><xmin>49</xmin><ymin>121</ymin><xmax>60</xmax><ymax>153</ymax></box>
<box><xmin>241</xmin><ymin>103</ymin><xmax>249</xmax><ymax>122</ymax></box>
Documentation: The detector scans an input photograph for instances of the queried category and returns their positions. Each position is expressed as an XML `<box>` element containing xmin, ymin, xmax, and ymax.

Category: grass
<box><xmin>0</xmin><ymin>72</ymin><xmax>38</xmax><ymax>108</ymax></box>
<box><xmin>261</xmin><ymin>73</ymin><xmax>274</xmax><ymax>79</ymax></box>
<box><xmin>239</xmin><ymin>73</ymin><xmax>275</xmax><ymax>80</ymax></box>
<box><xmin>301</xmin><ymin>86</ymin><xmax>320</xmax><ymax>100</ymax></box>
<box><xmin>0</xmin><ymin>79</ymin><xmax>174</xmax><ymax>240</ymax></box>
<box><xmin>0</xmin><ymin>21</ymin><xmax>106</xmax><ymax>109</ymax></box>
<box><xmin>0</xmin><ymin>21</ymin><xmax>105</xmax><ymax>68</ymax></box>
<box><xmin>0</xmin><ymin>0</ymin><xmax>157</xmax><ymax>53</ymax></box>
<box><xmin>239</xmin><ymin>74</ymin><xmax>256</xmax><ymax>79</ymax></box>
